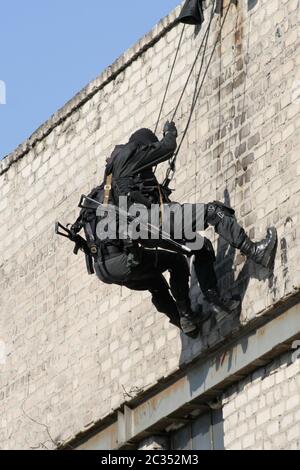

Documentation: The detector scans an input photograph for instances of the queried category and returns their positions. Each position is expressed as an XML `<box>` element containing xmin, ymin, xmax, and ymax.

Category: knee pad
<box><xmin>206</xmin><ymin>201</ymin><xmax>235</xmax><ymax>227</ymax></box>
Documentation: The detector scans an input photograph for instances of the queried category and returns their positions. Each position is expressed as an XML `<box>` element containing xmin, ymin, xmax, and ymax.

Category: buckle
<box><xmin>104</xmin><ymin>185</ymin><xmax>112</xmax><ymax>191</ymax></box>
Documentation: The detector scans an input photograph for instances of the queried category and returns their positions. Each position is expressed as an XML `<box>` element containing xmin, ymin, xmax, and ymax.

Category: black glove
<box><xmin>163</xmin><ymin>121</ymin><xmax>178</xmax><ymax>138</ymax></box>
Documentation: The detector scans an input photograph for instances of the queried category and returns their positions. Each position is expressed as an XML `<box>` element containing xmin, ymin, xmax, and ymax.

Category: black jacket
<box><xmin>105</xmin><ymin>132</ymin><xmax>176</xmax><ymax>179</ymax></box>
<box><xmin>105</xmin><ymin>132</ymin><xmax>177</xmax><ymax>205</ymax></box>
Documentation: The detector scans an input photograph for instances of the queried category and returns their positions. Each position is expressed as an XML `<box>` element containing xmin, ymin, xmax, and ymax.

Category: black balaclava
<box><xmin>129</xmin><ymin>128</ymin><xmax>158</xmax><ymax>146</ymax></box>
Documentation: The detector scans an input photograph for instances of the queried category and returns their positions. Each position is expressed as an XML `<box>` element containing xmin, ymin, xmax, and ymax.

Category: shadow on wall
<box><xmin>179</xmin><ymin>187</ymin><xmax>274</xmax><ymax>375</ymax></box>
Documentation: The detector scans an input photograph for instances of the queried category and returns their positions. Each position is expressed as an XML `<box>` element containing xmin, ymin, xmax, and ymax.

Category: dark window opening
<box><xmin>170</xmin><ymin>408</ymin><xmax>224</xmax><ymax>450</ymax></box>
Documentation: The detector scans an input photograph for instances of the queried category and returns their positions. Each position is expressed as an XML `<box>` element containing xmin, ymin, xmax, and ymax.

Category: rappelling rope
<box><xmin>154</xmin><ymin>3</ymin><xmax>215</xmax><ymax>175</ymax></box>
<box><xmin>162</xmin><ymin>1</ymin><xmax>216</xmax><ymax>186</ymax></box>
<box><xmin>163</xmin><ymin>0</ymin><xmax>234</xmax><ymax>188</ymax></box>
<box><xmin>171</xmin><ymin>0</ymin><xmax>216</xmax><ymax>123</ymax></box>
<box><xmin>154</xmin><ymin>24</ymin><xmax>186</xmax><ymax>135</ymax></box>
<box><xmin>154</xmin><ymin>0</ymin><xmax>216</xmax><ymax>172</ymax></box>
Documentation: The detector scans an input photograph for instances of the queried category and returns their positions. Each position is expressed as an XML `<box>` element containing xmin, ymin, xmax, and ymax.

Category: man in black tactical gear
<box><xmin>95</xmin><ymin>121</ymin><xmax>277</xmax><ymax>335</ymax></box>
<box><xmin>70</xmin><ymin>175</ymin><xmax>201</xmax><ymax>337</ymax></box>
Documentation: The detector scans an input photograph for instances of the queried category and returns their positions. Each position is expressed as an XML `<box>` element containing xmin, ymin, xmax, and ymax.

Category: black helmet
<box><xmin>129</xmin><ymin>128</ymin><xmax>158</xmax><ymax>146</ymax></box>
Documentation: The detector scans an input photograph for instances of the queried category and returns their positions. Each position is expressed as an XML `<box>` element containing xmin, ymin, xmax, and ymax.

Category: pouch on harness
<box><xmin>55</xmin><ymin>181</ymin><xmax>141</xmax><ymax>278</ymax></box>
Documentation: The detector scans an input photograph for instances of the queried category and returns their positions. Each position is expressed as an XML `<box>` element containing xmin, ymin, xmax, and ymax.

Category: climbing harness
<box><xmin>80</xmin><ymin>195</ymin><xmax>192</xmax><ymax>256</ymax></box>
<box><xmin>154</xmin><ymin>0</ymin><xmax>236</xmax><ymax>191</ymax></box>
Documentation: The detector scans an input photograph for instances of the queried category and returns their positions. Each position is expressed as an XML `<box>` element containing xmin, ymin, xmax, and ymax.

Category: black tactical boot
<box><xmin>204</xmin><ymin>289</ymin><xmax>240</xmax><ymax>322</ymax></box>
<box><xmin>177</xmin><ymin>300</ymin><xmax>199</xmax><ymax>336</ymax></box>
<box><xmin>240</xmin><ymin>227</ymin><xmax>277</xmax><ymax>268</ymax></box>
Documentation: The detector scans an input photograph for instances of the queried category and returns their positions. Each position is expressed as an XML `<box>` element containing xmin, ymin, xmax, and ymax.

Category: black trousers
<box><xmin>95</xmin><ymin>249</ymin><xmax>190</xmax><ymax>328</ymax></box>
<box><xmin>125</xmin><ymin>276</ymin><xmax>181</xmax><ymax>328</ymax></box>
<box><xmin>162</xmin><ymin>201</ymin><xmax>246</xmax><ymax>294</ymax></box>
<box><xmin>162</xmin><ymin>201</ymin><xmax>246</xmax><ymax>249</ymax></box>
<box><xmin>195</xmin><ymin>202</ymin><xmax>246</xmax><ymax>292</ymax></box>
<box><xmin>126</xmin><ymin>197</ymin><xmax>246</xmax><ymax>319</ymax></box>
<box><xmin>95</xmin><ymin>201</ymin><xmax>247</xmax><ymax>319</ymax></box>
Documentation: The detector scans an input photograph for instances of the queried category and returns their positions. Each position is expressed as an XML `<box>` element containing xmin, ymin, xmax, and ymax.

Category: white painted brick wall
<box><xmin>0</xmin><ymin>0</ymin><xmax>299</xmax><ymax>449</ymax></box>
<box><xmin>223</xmin><ymin>351</ymin><xmax>300</xmax><ymax>450</ymax></box>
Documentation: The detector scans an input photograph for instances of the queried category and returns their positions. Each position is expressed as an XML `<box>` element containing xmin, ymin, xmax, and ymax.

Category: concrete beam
<box><xmin>77</xmin><ymin>302</ymin><xmax>300</xmax><ymax>450</ymax></box>
<box><xmin>77</xmin><ymin>422</ymin><xmax>118</xmax><ymax>450</ymax></box>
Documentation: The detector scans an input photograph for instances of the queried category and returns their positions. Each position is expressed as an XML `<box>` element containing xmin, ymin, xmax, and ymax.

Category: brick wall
<box><xmin>0</xmin><ymin>0</ymin><xmax>299</xmax><ymax>449</ymax></box>
<box><xmin>223</xmin><ymin>351</ymin><xmax>300</xmax><ymax>450</ymax></box>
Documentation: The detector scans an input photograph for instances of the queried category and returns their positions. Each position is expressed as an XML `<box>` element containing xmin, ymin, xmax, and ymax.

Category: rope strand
<box><xmin>165</xmin><ymin>1</ymin><xmax>233</xmax><ymax>187</ymax></box>
<box><xmin>171</xmin><ymin>1</ymin><xmax>216</xmax><ymax>122</ymax></box>
<box><xmin>154</xmin><ymin>24</ymin><xmax>186</xmax><ymax>134</ymax></box>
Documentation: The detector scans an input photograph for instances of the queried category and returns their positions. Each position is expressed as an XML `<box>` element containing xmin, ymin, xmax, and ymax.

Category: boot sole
<box><xmin>207</xmin><ymin>305</ymin><xmax>231</xmax><ymax>323</ymax></box>
<box><xmin>261</xmin><ymin>227</ymin><xmax>277</xmax><ymax>268</ymax></box>
<box><xmin>182</xmin><ymin>326</ymin><xmax>198</xmax><ymax>334</ymax></box>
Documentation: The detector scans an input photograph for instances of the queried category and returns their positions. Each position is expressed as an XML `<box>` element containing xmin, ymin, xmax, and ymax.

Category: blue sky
<box><xmin>0</xmin><ymin>0</ymin><xmax>180</xmax><ymax>159</ymax></box>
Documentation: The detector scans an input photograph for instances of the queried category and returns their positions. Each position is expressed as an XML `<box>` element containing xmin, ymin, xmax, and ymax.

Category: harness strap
<box><xmin>103</xmin><ymin>174</ymin><xmax>113</xmax><ymax>207</ymax></box>
<box><xmin>85</xmin><ymin>221</ymin><xmax>98</xmax><ymax>255</ymax></box>
<box><xmin>157</xmin><ymin>185</ymin><xmax>165</xmax><ymax>225</ymax></box>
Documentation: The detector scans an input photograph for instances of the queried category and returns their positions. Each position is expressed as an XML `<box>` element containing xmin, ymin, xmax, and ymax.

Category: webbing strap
<box><xmin>103</xmin><ymin>174</ymin><xmax>112</xmax><ymax>207</ymax></box>
<box><xmin>157</xmin><ymin>185</ymin><xmax>165</xmax><ymax>225</ymax></box>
